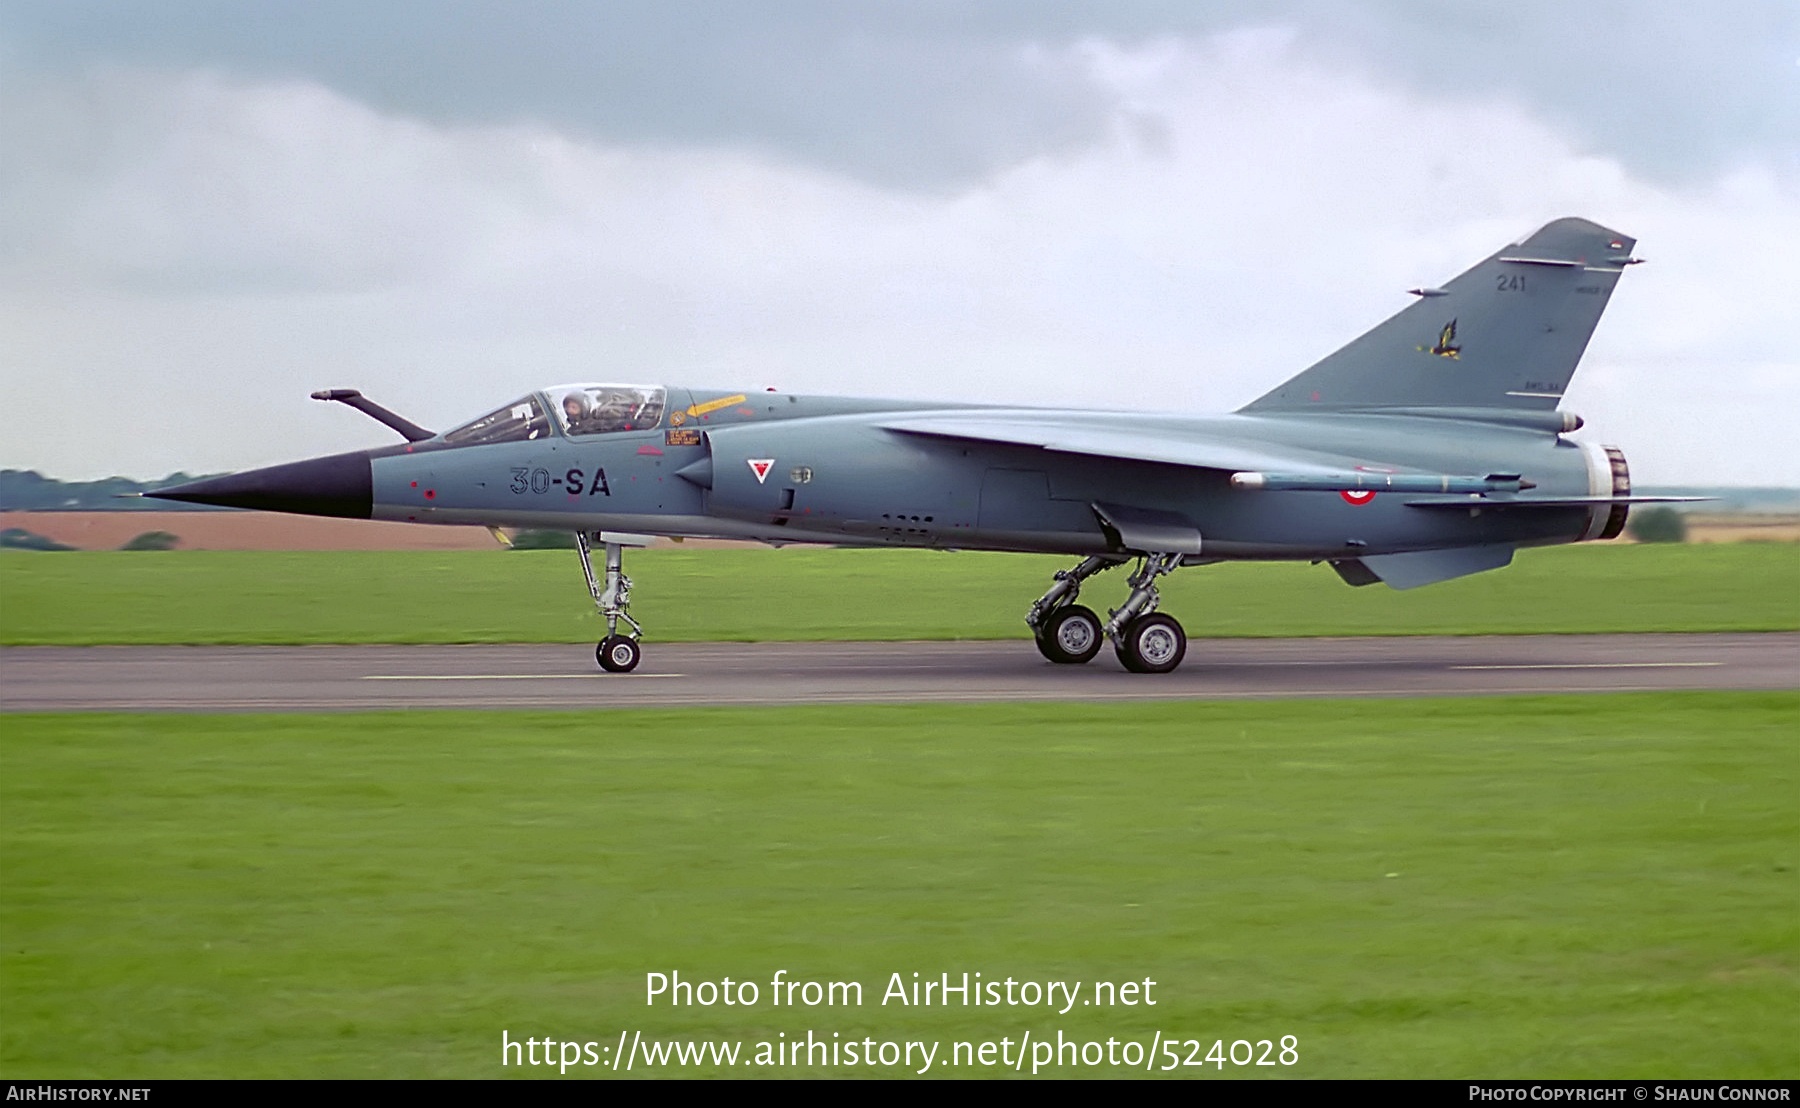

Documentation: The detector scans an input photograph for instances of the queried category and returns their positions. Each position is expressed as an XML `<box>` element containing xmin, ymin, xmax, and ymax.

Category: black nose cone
<box><xmin>147</xmin><ymin>450</ymin><xmax>373</xmax><ymax>519</ymax></box>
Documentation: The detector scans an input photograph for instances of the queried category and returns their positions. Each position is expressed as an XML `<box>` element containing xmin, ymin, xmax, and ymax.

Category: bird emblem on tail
<box><xmin>1420</xmin><ymin>319</ymin><xmax>1461</xmax><ymax>359</ymax></box>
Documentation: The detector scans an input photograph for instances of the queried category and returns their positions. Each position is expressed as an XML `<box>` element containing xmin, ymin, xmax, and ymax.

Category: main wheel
<box><xmin>1114</xmin><ymin>613</ymin><xmax>1186</xmax><ymax>674</ymax></box>
<box><xmin>1036</xmin><ymin>604</ymin><xmax>1104</xmax><ymax>664</ymax></box>
<box><xmin>597</xmin><ymin>635</ymin><xmax>642</xmax><ymax>673</ymax></box>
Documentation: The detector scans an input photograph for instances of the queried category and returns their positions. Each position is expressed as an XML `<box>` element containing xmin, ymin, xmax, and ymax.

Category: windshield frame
<box><xmin>441</xmin><ymin>394</ymin><xmax>554</xmax><ymax>447</ymax></box>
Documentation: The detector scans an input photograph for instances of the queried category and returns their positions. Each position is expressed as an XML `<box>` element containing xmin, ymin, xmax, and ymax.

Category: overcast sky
<box><xmin>2</xmin><ymin>1</ymin><xmax>1795</xmax><ymax>483</ymax></box>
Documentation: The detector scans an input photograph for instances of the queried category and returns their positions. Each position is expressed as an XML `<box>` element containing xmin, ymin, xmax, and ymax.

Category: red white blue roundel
<box><xmin>1340</xmin><ymin>489</ymin><xmax>1376</xmax><ymax>505</ymax></box>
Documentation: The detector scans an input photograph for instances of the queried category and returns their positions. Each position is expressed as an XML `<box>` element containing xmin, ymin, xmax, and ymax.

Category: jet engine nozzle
<box><xmin>1576</xmin><ymin>444</ymin><xmax>1632</xmax><ymax>542</ymax></box>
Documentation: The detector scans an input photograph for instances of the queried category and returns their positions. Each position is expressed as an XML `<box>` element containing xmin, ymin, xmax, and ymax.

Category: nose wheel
<box><xmin>597</xmin><ymin>635</ymin><xmax>642</xmax><ymax>673</ymax></box>
<box><xmin>577</xmin><ymin>532</ymin><xmax>645</xmax><ymax>673</ymax></box>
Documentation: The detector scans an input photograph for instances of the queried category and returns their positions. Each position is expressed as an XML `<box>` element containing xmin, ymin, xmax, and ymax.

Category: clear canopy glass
<box><xmin>442</xmin><ymin>395</ymin><xmax>553</xmax><ymax>446</ymax></box>
<box><xmin>548</xmin><ymin>385</ymin><xmax>667</xmax><ymax>436</ymax></box>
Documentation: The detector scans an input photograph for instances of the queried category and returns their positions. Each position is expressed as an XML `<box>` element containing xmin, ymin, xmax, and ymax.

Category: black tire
<box><xmin>1114</xmin><ymin>613</ymin><xmax>1186</xmax><ymax>674</ymax></box>
<box><xmin>597</xmin><ymin>635</ymin><xmax>642</xmax><ymax>673</ymax></box>
<box><xmin>1037</xmin><ymin>604</ymin><xmax>1104</xmax><ymax>664</ymax></box>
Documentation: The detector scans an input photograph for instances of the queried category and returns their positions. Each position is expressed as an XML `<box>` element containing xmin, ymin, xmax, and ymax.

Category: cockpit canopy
<box><xmin>442</xmin><ymin>395</ymin><xmax>552</xmax><ymax>446</ymax></box>
<box><xmin>549</xmin><ymin>385</ymin><xmax>666</xmax><ymax>436</ymax></box>
<box><xmin>442</xmin><ymin>385</ymin><xmax>667</xmax><ymax>446</ymax></box>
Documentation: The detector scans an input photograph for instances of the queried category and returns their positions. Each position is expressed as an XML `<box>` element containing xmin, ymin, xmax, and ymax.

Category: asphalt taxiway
<box><xmin>1</xmin><ymin>633</ymin><xmax>1793</xmax><ymax>712</ymax></box>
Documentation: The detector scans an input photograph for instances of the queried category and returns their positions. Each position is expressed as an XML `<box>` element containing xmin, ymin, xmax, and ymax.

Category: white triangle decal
<box><xmin>748</xmin><ymin>459</ymin><xmax>774</xmax><ymax>484</ymax></box>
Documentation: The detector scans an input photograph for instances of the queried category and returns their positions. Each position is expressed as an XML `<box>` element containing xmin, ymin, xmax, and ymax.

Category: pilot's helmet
<box><xmin>561</xmin><ymin>393</ymin><xmax>589</xmax><ymax>420</ymax></box>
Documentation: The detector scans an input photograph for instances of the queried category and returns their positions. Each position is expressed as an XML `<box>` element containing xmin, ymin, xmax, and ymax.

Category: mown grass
<box><xmin>2</xmin><ymin>693</ymin><xmax>1794</xmax><ymax>1078</ymax></box>
<box><xmin>1</xmin><ymin>542</ymin><xmax>1795</xmax><ymax>645</ymax></box>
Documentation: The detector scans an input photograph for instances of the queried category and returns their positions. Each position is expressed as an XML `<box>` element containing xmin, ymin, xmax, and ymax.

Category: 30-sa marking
<box><xmin>512</xmin><ymin>466</ymin><xmax>610</xmax><ymax>496</ymax></box>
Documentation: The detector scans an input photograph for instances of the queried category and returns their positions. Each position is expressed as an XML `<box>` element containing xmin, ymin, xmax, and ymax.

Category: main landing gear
<box><xmin>576</xmin><ymin>532</ymin><xmax>643</xmax><ymax>673</ymax></box>
<box><xmin>1026</xmin><ymin>552</ymin><xmax>1189</xmax><ymax>674</ymax></box>
<box><xmin>1025</xmin><ymin>555</ymin><xmax>1119</xmax><ymax>665</ymax></box>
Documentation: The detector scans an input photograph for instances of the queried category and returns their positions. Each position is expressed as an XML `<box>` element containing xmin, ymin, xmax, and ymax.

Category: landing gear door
<box><xmin>1091</xmin><ymin>502</ymin><xmax>1204</xmax><ymax>556</ymax></box>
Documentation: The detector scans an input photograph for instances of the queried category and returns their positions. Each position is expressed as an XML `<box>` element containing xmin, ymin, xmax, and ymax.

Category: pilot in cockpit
<box><xmin>561</xmin><ymin>393</ymin><xmax>593</xmax><ymax>434</ymax></box>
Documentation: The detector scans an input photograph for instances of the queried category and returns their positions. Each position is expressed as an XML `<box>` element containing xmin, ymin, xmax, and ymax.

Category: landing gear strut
<box><xmin>576</xmin><ymin>532</ymin><xmax>643</xmax><ymax>673</ymax></box>
<box><xmin>1025</xmin><ymin>555</ymin><xmax>1121</xmax><ymax>665</ymax></box>
<box><xmin>1106</xmin><ymin>553</ymin><xmax>1187</xmax><ymax>673</ymax></box>
<box><xmin>1026</xmin><ymin>551</ymin><xmax>1189</xmax><ymax>673</ymax></box>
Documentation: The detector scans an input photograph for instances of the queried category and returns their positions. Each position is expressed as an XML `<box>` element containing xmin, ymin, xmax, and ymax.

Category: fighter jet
<box><xmin>150</xmin><ymin>217</ymin><xmax>1694</xmax><ymax>674</ymax></box>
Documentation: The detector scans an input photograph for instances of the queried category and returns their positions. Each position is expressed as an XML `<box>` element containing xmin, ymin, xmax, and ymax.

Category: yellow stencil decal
<box><xmin>687</xmin><ymin>394</ymin><xmax>747</xmax><ymax>417</ymax></box>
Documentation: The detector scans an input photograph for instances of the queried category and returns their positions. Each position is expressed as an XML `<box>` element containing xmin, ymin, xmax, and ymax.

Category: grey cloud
<box><xmin>1299</xmin><ymin>0</ymin><xmax>1800</xmax><ymax>181</ymax></box>
<box><xmin>5</xmin><ymin>1</ymin><xmax>1796</xmax><ymax>190</ymax></box>
<box><xmin>0</xmin><ymin>1</ymin><xmax>1124</xmax><ymax>190</ymax></box>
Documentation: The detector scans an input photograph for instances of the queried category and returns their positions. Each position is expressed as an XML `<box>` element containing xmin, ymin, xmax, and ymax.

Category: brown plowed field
<box><xmin>1</xmin><ymin>511</ymin><xmax>501</xmax><ymax>551</ymax></box>
<box><xmin>1682</xmin><ymin>516</ymin><xmax>1800</xmax><ymax>543</ymax></box>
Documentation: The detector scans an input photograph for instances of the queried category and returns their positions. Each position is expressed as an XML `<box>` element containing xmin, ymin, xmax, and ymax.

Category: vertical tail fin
<box><xmin>1243</xmin><ymin>217</ymin><xmax>1637</xmax><ymax>413</ymax></box>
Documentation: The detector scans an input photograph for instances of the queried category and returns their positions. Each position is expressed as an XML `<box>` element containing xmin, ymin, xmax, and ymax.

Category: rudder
<box><xmin>1244</xmin><ymin>217</ymin><xmax>1637</xmax><ymax>413</ymax></box>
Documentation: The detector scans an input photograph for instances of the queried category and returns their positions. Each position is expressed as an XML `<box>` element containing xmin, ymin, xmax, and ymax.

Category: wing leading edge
<box><xmin>879</xmin><ymin>414</ymin><xmax>1358</xmax><ymax>475</ymax></box>
<box><xmin>881</xmin><ymin>414</ymin><xmax>1533</xmax><ymax>493</ymax></box>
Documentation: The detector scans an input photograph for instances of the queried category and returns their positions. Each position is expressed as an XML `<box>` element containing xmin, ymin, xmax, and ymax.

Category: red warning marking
<box><xmin>747</xmin><ymin>459</ymin><xmax>774</xmax><ymax>484</ymax></box>
<box><xmin>1340</xmin><ymin>489</ymin><xmax>1375</xmax><ymax>505</ymax></box>
<box><xmin>424</xmin><ymin>489</ymin><xmax>437</xmax><ymax>500</ymax></box>
<box><xmin>636</xmin><ymin>445</ymin><xmax>664</xmax><ymax>456</ymax></box>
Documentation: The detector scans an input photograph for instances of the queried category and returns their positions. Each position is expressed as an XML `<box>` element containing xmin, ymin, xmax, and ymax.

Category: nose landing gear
<box><xmin>1026</xmin><ymin>551</ymin><xmax>1190</xmax><ymax>673</ymax></box>
<box><xmin>576</xmin><ymin>532</ymin><xmax>646</xmax><ymax>673</ymax></box>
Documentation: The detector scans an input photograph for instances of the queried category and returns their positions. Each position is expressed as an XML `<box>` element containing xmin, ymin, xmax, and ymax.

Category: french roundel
<box><xmin>1340</xmin><ymin>489</ymin><xmax>1376</xmax><ymax>506</ymax></box>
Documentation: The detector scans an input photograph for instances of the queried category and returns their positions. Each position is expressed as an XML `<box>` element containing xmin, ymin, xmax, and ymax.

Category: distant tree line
<box><xmin>508</xmin><ymin>530</ymin><xmax>580</xmax><ymax>550</ymax></box>
<box><xmin>1625</xmin><ymin>507</ymin><xmax>1687</xmax><ymax>544</ymax></box>
<box><xmin>0</xmin><ymin>469</ymin><xmax>225</xmax><ymax>511</ymax></box>
<box><xmin>0</xmin><ymin>527</ymin><xmax>183</xmax><ymax>551</ymax></box>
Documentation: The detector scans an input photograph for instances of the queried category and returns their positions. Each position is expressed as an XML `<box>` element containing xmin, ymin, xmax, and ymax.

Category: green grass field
<box><xmin>3</xmin><ymin>694</ymin><xmax>1794</xmax><ymax>1078</ymax></box>
<box><xmin>2</xmin><ymin>542</ymin><xmax>1795</xmax><ymax>645</ymax></box>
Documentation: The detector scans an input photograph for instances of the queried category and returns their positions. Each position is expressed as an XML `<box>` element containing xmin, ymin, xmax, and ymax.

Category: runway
<box><xmin>2</xmin><ymin>633</ymin><xmax>1793</xmax><ymax>712</ymax></box>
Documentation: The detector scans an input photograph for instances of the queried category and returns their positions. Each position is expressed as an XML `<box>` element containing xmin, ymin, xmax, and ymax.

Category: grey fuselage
<box><xmin>149</xmin><ymin>216</ymin><xmax>1656</xmax><ymax>622</ymax></box>
<box><xmin>365</xmin><ymin>388</ymin><xmax>1611</xmax><ymax>561</ymax></box>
